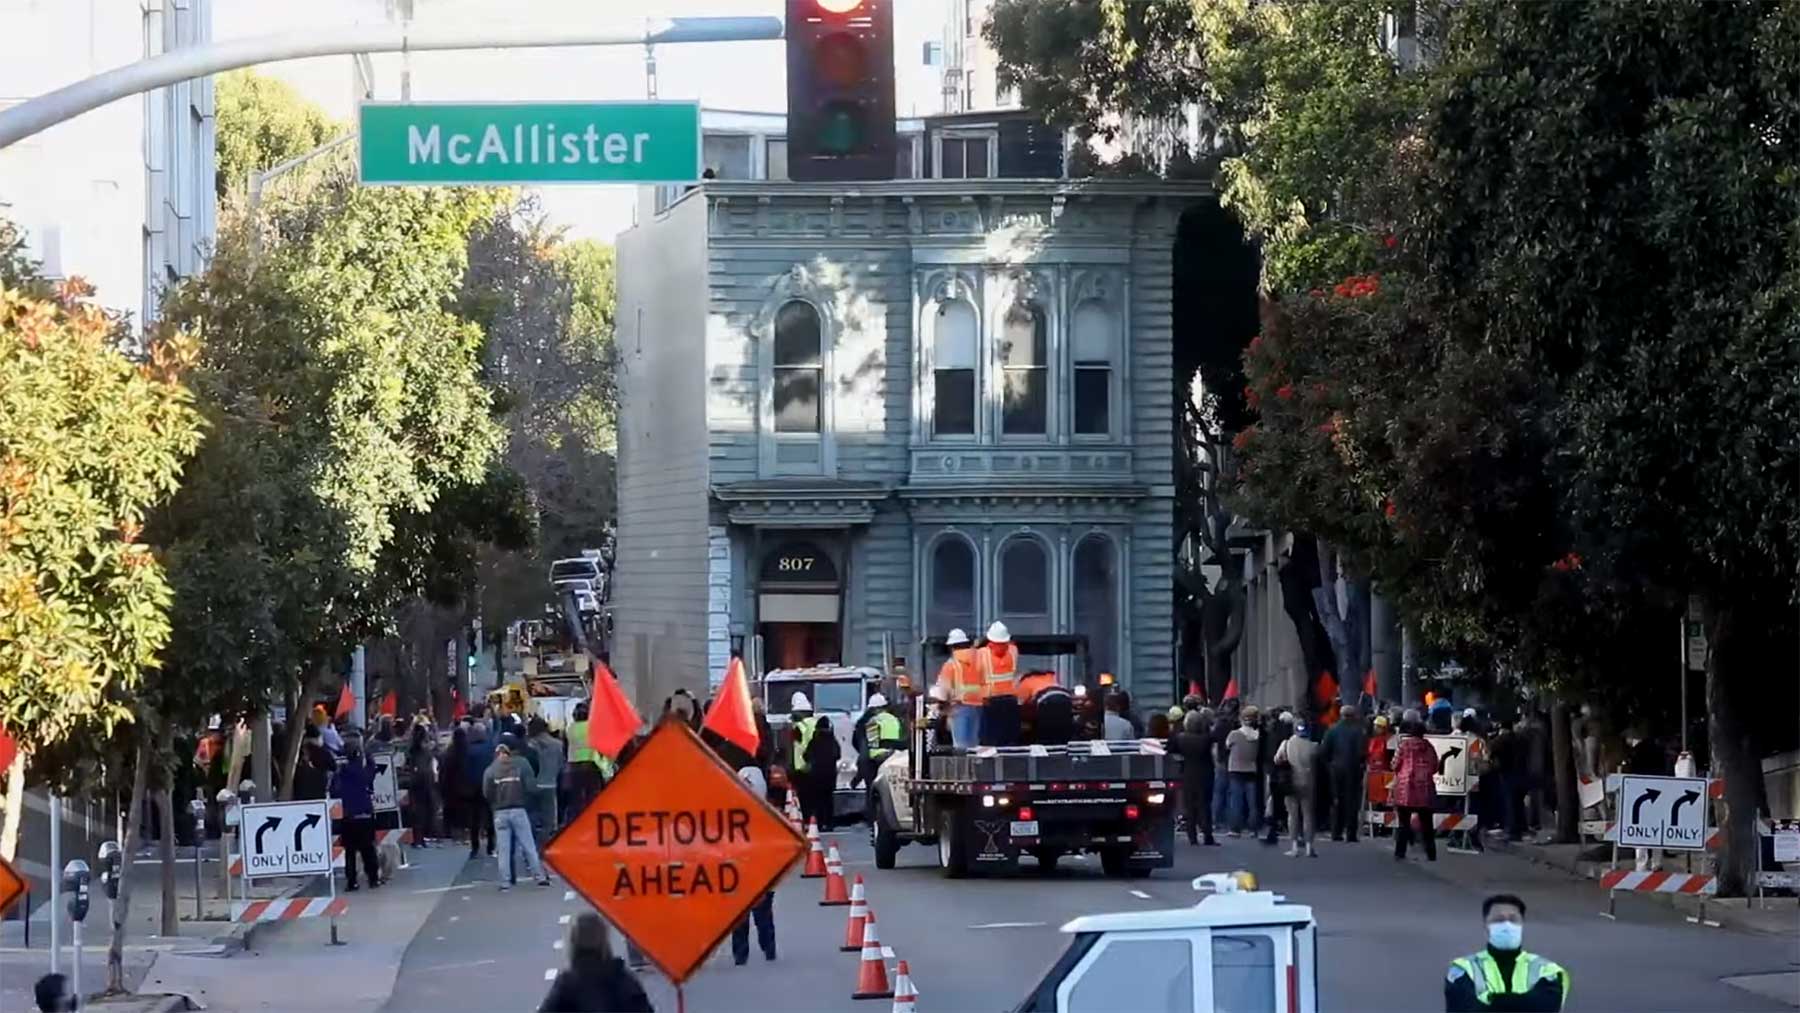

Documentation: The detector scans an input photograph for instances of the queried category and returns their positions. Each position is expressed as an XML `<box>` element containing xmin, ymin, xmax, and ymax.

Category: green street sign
<box><xmin>359</xmin><ymin>101</ymin><xmax>700</xmax><ymax>185</ymax></box>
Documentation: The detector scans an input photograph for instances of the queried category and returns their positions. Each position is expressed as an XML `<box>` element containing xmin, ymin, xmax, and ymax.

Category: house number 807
<box><xmin>777</xmin><ymin>557</ymin><xmax>815</xmax><ymax>572</ymax></box>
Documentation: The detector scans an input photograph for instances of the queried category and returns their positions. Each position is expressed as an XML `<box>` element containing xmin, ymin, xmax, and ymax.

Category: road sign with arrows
<box><xmin>239</xmin><ymin>800</ymin><xmax>334</xmax><ymax>877</ymax></box>
<box><xmin>1618</xmin><ymin>774</ymin><xmax>1709</xmax><ymax>850</ymax></box>
<box><xmin>1426</xmin><ymin>734</ymin><xmax>1470</xmax><ymax>796</ymax></box>
<box><xmin>370</xmin><ymin>750</ymin><xmax>400</xmax><ymax>812</ymax></box>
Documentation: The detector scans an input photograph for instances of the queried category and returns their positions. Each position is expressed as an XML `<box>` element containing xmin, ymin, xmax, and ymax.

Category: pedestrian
<box><xmin>1322</xmin><ymin>705</ymin><xmax>1368</xmax><ymax>842</ymax></box>
<box><xmin>787</xmin><ymin>692</ymin><xmax>821</xmax><ymax>824</ymax></box>
<box><xmin>1224</xmin><ymin>706</ymin><xmax>1262</xmax><ymax>836</ymax></box>
<box><xmin>405</xmin><ymin>720</ymin><xmax>439</xmax><ymax>843</ymax></box>
<box><xmin>564</xmin><ymin>702</ymin><xmax>604</xmax><ymax>817</ymax></box>
<box><xmin>292</xmin><ymin>724</ymin><xmax>334</xmax><ymax>801</ymax></box>
<box><xmin>329</xmin><ymin>731</ymin><xmax>382</xmax><ymax>891</ymax></box>
<box><xmin>804</xmin><ymin>714</ymin><xmax>840</xmax><ymax>831</ymax></box>
<box><xmin>730</xmin><ymin>765</ymin><xmax>778</xmax><ymax>965</ymax></box>
<box><xmin>539</xmin><ymin>912</ymin><xmax>654</xmax><ymax>1012</ymax></box>
<box><xmin>1147</xmin><ymin>710</ymin><xmax>1172</xmax><ymax>740</ymax></box>
<box><xmin>1102</xmin><ymin>692</ymin><xmax>1135</xmax><ymax>739</ymax></box>
<box><xmin>1275</xmin><ymin>715</ymin><xmax>1320</xmax><ymax>857</ymax></box>
<box><xmin>1621</xmin><ymin>728</ymin><xmax>1670</xmax><ymax>872</ymax></box>
<box><xmin>483</xmin><ymin>740</ymin><xmax>551</xmax><ymax>889</ymax></box>
<box><xmin>1172</xmin><ymin>709</ymin><xmax>1217</xmax><ymax>846</ymax></box>
<box><xmin>34</xmin><ymin>972</ymin><xmax>75</xmax><ymax>1011</ymax></box>
<box><xmin>528</xmin><ymin>717</ymin><xmax>566</xmax><ymax>842</ymax></box>
<box><xmin>441</xmin><ymin>724</ymin><xmax>468</xmax><ymax>838</ymax></box>
<box><xmin>1444</xmin><ymin>894</ymin><xmax>1570</xmax><ymax>1012</ymax></box>
<box><xmin>1211</xmin><ymin>702</ymin><xmax>1237</xmax><ymax>830</ymax></box>
<box><xmin>461</xmin><ymin>721</ymin><xmax>497</xmax><ymax>858</ymax></box>
<box><xmin>1262</xmin><ymin>710</ymin><xmax>1294</xmax><ymax>845</ymax></box>
<box><xmin>1391</xmin><ymin>710</ymin><xmax>1439</xmax><ymax>862</ymax></box>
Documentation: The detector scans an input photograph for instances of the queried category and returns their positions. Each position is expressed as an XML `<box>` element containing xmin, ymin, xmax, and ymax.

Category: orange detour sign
<box><xmin>542</xmin><ymin>719</ymin><xmax>807</xmax><ymax>985</ymax></box>
<box><xmin>0</xmin><ymin>855</ymin><xmax>24</xmax><ymax>918</ymax></box>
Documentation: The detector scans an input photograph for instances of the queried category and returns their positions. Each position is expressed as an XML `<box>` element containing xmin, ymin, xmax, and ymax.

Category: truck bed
<box><xmin>912</xmin><ymin>739</ymin><xmax>1175</xmax><ymax>789</ymax></box>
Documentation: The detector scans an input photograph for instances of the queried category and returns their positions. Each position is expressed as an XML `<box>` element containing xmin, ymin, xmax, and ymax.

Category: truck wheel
<box><xmin>1030</xmin><ymin>847</ymin><xmax>1061</xmax><ymax>874</ymax></box>
<box><xmin>1100</xmin><ymin>846</ymin><xmax>1130</xmax><ymax>877</ymax></box>
<box><xmin>874</xmin><ymin>814</ymin><xmax>900</xmax><ymax>870</ymax></box>
<box><xmin>938</xmin><ymin>812</ymin><xmax>969</xmax><ymax>878</ymax></box>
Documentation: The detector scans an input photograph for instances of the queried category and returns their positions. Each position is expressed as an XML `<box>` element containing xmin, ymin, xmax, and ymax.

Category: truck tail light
<box><xmin>1146</xmin><ymin>792</ymin><xmax>1166</xmax><ymax>805</ymax></box>
<box><xmin>1017</xmin><ymin>806</ymin><xmax>1034</xmax><ymax>821</ymax></box>
<box><xmin>1124</xmin><ymin>804</ymin><xmax>1140</xmax><ymax>821</ymax></box>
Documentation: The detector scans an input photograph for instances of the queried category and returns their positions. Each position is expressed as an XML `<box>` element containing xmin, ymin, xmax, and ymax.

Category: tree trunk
<box><xmin>0</xmin><ymin>748</ymin><xmax>25</xmax><ymax>862</ymax></box>
<box><xmin>279</xmin><ymin>673</ymin><xmax>309</xmax><ymax>800</ymax></box>
<box><xmin>1550</xmin><ymin>699</ymin><xmax>1579</xmax><ymax>844</ymax></box>
<box><xmin>107</xmin><ymin>731</ymin><xmax>152</xmax><ymax>995</ymax></box>
<box><xmin>1703</xmin><ymin>596</ymin><xmax>1761</xmax><ymax>897</ymax></box>
<box><xmin>155</xmin><ymin>784</ymin><xmax>178</xmax><ymax>936</ymax></box>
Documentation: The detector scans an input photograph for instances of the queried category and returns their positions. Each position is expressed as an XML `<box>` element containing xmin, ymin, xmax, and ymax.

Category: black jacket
<box><xmin>1172</xmin><ymin>729</ymin><xmax>1214</xmax><ymax>774</ymax></box>
<box><xmin>538</xmin><ymin>958</ymin><xmax>654</xmax><ymax>1012</ymax></box>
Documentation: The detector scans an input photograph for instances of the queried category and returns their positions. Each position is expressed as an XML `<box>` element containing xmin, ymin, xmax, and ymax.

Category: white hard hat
<box><xmin>1462</xmin><ymin>708</ymin><xmax>1477</xmax><ymax>718</ymax></box>
<box><xmin>986</xmin><ymin>621</ymin><xmax>1011</xmax><ymax>644</ymax></box>
<box><xmin>868</xmin><ymin>693</ymin><xmax>888</xmax><ymax>709</ymax></box>
<box><xmin>1073</xmin><ymin>685</ymin><xmax>1089</xmax><ymax>698</ymax></box>
<box><xmin>790</xmin><ymin>692</ymin><xmax>813</xmax><ymax>712</ymax></box>
<box><xmin>946</xmin><ymin>628</ymin><xmax>970</xmax><ymax>647</ymax></box>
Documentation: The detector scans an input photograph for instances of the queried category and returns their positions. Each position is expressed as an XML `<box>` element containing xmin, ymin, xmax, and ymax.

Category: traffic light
<box><xmin>785</xmin><ymin>0</ymin><xmax>895</xmax><ymax>181</ymax></box>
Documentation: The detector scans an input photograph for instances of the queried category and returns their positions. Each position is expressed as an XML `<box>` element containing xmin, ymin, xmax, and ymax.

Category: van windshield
<box><xmin>765</xmin><ymin>681</ymin><xmax>865</xmax><ymax>716</ymax></box>
<box><xmin>550</xmin><ymin>560</ymin><xmax>599</xmax><ymax>582</ymax></box>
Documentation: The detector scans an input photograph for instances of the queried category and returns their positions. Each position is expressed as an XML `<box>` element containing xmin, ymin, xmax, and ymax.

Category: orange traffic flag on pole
<box><xmin>378</xmin><ymin>691</ymin><xmax>398</xmax><ymax>719</ymax></box>
<box><xmin>334</xmin><ymin>683</ymin><xmax>354</xmax><ymax>720</ymax></box>
<box><xmin>589</xmin><ymin>659</ymin><xmax>642</xmax><ymax>759</ymax></box>
<box><xmin>0</xmin><ymin>724</ymin><xmax>16</xmax><ymax>774</ymax></box>
<box><xmin>701</xmin><ymin>656</ymin><xmax>760</xmax><ymax>757</ymax></box>
<box><xmin>450</xmin><ymin>689</ymin><xmax>468</xmax><ymax>721</ymax></box>
<box><xmin>1221</xmin><ymin>678</ymin><xmax>1239</xmax><ymax>701</ymax></box>
<box><xmin>1363</xmin><ymin>668</ymin><xmax>1377</xmax><ymax>698</ymax></box>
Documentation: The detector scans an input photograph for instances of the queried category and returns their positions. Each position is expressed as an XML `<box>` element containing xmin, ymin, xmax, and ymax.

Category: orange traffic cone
<box><xmin>840</xmin><ymin>874</ymin><xmax>868</xmax><ymax>951</ymax></box>
<box><xmin>852</xmin><ymin>907</ymin><xmax>894</xmax><ymax>1000</ymax></box>
<box><xmin>820</xmin><ymin>844</ymin><xmax>850</xmax><ymax>906</ymax></box>
<box><xmin>785</xmin><ymin>789</ymin><xmax>802</xmax><ymax>826</ymax></box>
<box><xmin>801</xmin><ymin>818</ymin><xmax>827</xmax><ymax>878</ymax></box>
<box><xmin>891</xmin><ymin>960</ymin><xmax>918</xmax><ymax>1013</ymax></box>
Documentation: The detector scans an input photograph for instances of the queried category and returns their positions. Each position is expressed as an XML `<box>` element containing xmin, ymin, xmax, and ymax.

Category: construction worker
<box><xmin>934</xmin><ymin>628</ymin><xmax>983</xmax><ymax>747</ymax></box>
<box><xmin>976</xmin><ymin>621</ymin><xmax>1022</xmax><ymax>746</ymax></box>
<box><xmin>862</xmin><ymin>694</ymin><xmax>904</xmax><ymax>769</ymax></box>
<box><xmin>787</xmin><ymin>692</ymin><xmax>821</xmax><ymax>824</ymax></box>
<box><xmin>1445</xmin><ymin>894</ymin><xmax>1569</xmax><ymax>1011</ymax></box>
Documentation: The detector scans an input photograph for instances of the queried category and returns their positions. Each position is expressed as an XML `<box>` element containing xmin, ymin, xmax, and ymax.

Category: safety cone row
<box><xmin>851</xmin><ymin>907</ymin><xmax>894</xmax><ymax>1000</ymax></box>
<box><xmin>819</xmin><ymin>844</ymin><xmax>850</xmax><ymax>906</ymax></box>
<box><xmin>891</xmin><ymin>960</ymin><xmax>919</xmax><ymax>1013</ymax></box>
<box><xmin>785</xmin><ymin>788</ymin><xmax>803</xmax><ymax>826</ymax></box>
<box><xmin>801</xmin><ymin>818</ymin><xmax>828</xmax><ymax>878</ymax></box>
<box><xmin>840</xmin><ymin>874</ymin><xmax>868</xmax><ymax>951</ymax></box>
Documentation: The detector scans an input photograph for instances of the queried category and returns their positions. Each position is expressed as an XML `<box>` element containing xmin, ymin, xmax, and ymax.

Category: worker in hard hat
<box><xmin>975</xmin><ymin>621</ymin><xmax>1023</xmax><ymax>746</ymax></box>
<box><xmin>857</xmin><ymin>693</ymin><xmax>905</xmax><ymax>793</ymax></box>
<box><xmin>934</xmin><ymin>628</ymin><xmax>983</xmax><ymax>747</ymax></box>
<box><xmin>787</xmin><ymin>692</ymin><xmax>823</xmax><ymax>825</ymax></box>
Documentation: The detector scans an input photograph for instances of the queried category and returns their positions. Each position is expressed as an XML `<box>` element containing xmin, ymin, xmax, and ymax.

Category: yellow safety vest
<box><xmin>568</xmin><ymin>720</ymin><xmax>596</xmax><ymax>765</ymax></box>
<box><xmin>792</xmin><ymin>715</ymin><xmax>819</xmax><ymax>772</ymax></box>
<box><xmin>1449</xmin><ymin>950</ymin><xmax>1569</xmax><ymax>1009</ymax></box>
<box><xmin>865</xmin><ymin>712</ymin><xmax>902</xmax><ymax>759</ymax></box>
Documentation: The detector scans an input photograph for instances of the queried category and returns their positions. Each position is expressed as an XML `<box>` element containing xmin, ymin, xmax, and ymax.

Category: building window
<box><xmin>932</xmin><ymin>300</ymin><xmax>978</xmax><ymax>437</ymax></box>
<box><xmin>999</xmin><ymin>536</ymin><xmax>1050</xmax><ymax>632</ymax></box>
<box><xmin>1072</xmin><ymin>535</ymin><xmax>1118</xmax><ymax>678</ymax></box>
<box><xmin>773</xmin><ymin>300</ymin><xmax>822</xmax><ymax>433</ymax></box>
<box><xmin>894</xmin><ymin>135</ymin><xmax>919</xmax><ymax>179</ymax></box>
<box><xmin>703</xmin><ymin>133</ymin><xmax>753</xmax><ymax>179</ymax></box>
<box><xmin>1000</xmin><ymin>301</ymin><xmax>1048</xmax><ymax>435</ymax></box>
<box><xmin>766</xmin><ymin>137</ymin><xmax>789</xmax><ymax>180</ymax></box>
<box><xmin>926</xmin><ymin>536</ymin><xmax>977</xmax><ymax>639</ymax></box>
<box><xmin>936</xmin><ymin>130</ymin><xmax>993</xmax><ymax>179</ymax></box>
<box><xmin>1072</xmin><ymin>301</ymin><xmax>1116</xmax><ymax>436</ymax></box>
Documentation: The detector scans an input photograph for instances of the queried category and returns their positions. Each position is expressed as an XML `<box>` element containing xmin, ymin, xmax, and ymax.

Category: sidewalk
<box><xmin>132</xmin><ymin>842</ymin><xmax>465</xmax><ymax>1012</ymax></box>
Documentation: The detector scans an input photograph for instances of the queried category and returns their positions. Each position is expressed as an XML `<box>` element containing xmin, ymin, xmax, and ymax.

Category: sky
<box><xmin>216</xmin><ymin>0</ymin><xmax>950</xmax><ymax>242</ymax></box>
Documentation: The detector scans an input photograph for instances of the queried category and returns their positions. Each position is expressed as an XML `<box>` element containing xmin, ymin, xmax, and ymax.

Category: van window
<box><xmin>765</xmin><ymin>681</ymin><xmax>865</xmax><ymax>716</ymax></box>
<box><xmin>550</xmin><ymin>560</ymin><xmax>599</xmax><ymax>582</ymax></box>
<box><xmin>1211</xmin><ymin>933</ymin><xmax>1277</xmax><ymax>1012</ymax></box>
<box><xmin>1065</xmin><ymin>937</ymin><xmax>1192</xmax><ymax>1013</ymax></box>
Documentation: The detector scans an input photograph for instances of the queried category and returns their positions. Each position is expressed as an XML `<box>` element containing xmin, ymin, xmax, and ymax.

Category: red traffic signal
<box><xmin>785</xmin><ymin>0</ymin><xmax>895</xmax><ymax>181</ymax></box>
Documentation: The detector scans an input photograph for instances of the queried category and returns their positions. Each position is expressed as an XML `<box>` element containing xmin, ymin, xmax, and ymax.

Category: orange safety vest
<box><xmin>1014</xmin><ymin>671</ymin><xmax>1057</xmax><ymax>703</ymax></box>
<box><xmin>977</xmin><ymin>643</ymin><xmax>1019</xmax><ymax>698</ymax></box>
<box><xmin>936</xmin><ymin>649</ymin><xmax>983</xmax><ymax>705</ymax></box>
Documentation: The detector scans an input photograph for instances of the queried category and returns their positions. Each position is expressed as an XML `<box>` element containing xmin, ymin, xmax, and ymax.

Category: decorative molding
<box><xmin>748</xmin><ymin>261</ymin><xmax>843</xmax><ymax>342</ymax></box>
<box><xmin>920</xmin><ymin>267</ymin><xmax>980</xmax><ymax>307</ymax></box>
<box><xmin>1070</xmin><ymin>267</ymin><xmax>1122</xmax><ymax>307</ymax></box>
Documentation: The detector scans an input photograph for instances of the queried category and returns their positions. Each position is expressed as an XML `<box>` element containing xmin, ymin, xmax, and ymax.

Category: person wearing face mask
<box><xmin>1445</xmin><ymin>894</ymin><xmax>1569</xmax><ymax>1011</ymax></box>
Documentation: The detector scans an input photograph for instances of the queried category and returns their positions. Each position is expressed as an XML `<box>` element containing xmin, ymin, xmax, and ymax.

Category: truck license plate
<box><xmin>1010</xmin><ymin>820</ymin><xmax>1039</xmax><ymax>837</ymax></box>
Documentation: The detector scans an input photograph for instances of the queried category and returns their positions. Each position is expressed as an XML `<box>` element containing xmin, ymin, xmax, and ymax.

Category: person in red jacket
<box><xmin>1390</xmin><ymin>710</ymin><xmax>1439</xmax><ymax>862</ymax></box>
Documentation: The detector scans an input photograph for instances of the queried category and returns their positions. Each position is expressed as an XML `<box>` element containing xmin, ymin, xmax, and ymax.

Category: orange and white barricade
<box><xmin>232</xmin><ymin>896</ymin><xmax>349</xmax><ymax>923</ymax></box>
<box><xmin>1364</xmin><ymin>811</ymin><xmax>1479</xmax><ymax>832</ymax></box>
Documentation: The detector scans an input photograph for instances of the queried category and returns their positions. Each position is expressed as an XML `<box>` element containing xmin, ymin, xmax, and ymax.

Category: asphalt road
<box><xmin>381</xmin><ymin>829</ymin><xmax>1798</xmax><ymax>1012</ymax></box>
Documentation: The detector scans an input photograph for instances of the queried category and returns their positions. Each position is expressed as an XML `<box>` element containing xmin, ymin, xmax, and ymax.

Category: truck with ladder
<box><xmin>869</xmin><ymin>633</ymin><xmax>1179</xmax><ymax>878</ymax></box>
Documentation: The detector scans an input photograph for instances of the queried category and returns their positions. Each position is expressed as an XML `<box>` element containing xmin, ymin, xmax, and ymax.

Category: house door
<box><xmin>757</xmin><ymin>538</ymin><xmax>841</xmax><ymax>669</ymax></box>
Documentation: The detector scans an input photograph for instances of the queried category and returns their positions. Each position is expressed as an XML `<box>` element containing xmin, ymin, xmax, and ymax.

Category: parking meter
<box><xmin>188</xmin><ymin>797</ymin><xmax>206</xmax><ymax>835</ymax></box>
<box><xmin>62</xmin><ymin>860</ymin><xmax>90</xmax><ymax>923</ymax></box>
<box><xmin>97</xmin><ymin>842</ymin><xmax>122</xmax><ymax>900</ymax></box>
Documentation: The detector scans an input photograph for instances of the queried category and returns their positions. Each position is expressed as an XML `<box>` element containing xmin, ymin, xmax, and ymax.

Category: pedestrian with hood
<box><xmin>461</xmin><ymin>720</ymin><xmax>497</xmax><ymax>858</ymax></box>
<box><xmin>1172</xmin><ymin>709</ymin><xmax>1218</xmax><ymax>846</ymax></box>
<box><xmin>527</xmin><ymin>717</ymin><xmax>565</xmax><ymax>842</ymax></box>
<box><xmin>539</xmin><ymin>912</ymin><xmax>654</xmax><ymax>1012</ymax></box>
<box><xmin>1275</xmin><ymin>714</ymin><xmax>1321</xmax><ymax>857</ymax></box>
<box><xmin>329</xmin><ymin>730</ymin><xmax>381</xmax><ymax>891</ymax></box>
<box><xmin>483</xmin><ymin>739</ymin><xmax>551</xmax><ymax>889</ymax></box>
<box><xmin>804</xmin><ymin>713</ymin><xmax>841</xmax><ymax>830</ymax></box>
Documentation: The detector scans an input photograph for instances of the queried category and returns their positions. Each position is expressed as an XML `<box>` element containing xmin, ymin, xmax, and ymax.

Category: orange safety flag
<box><xmin>1221</xmin><ymin>678</ymin><xmax>1239</xmax><ymax>701</ymax></box>
<box><xmin>702</xmin><ymin>656</ymin><xmax>760</xmax><ymax>757</ymax></box>
<box><xmin>1362</xmin><ymin>668</ymin><xmax>1377</xmax><ymax>698</ymax></box>
<box><xmin>450</xmin><ymin>689</ymin><xmax>468</xmax><ymax>722</ymax></box>
<box><xmin>1187</xmin><ymin>679</ymin><xmax>1203</xmax><ymax>702</ymax></box>
<box><xmin>589</xmin><ymin>659</ymin><xmax>642</xmax><ymax>760</ymax></box>
<box><xmin>378</xmin><ymin>691</ymin><xmax>398</xmax><ymax>718</ymax></box>
<box><xmin>0</xmin><ymin>724</ymin><xmax>15</xmax><ymax>773</ymax></box>
<box><xmin>334</xmin><ymin>684</ymin><xmax>354</xmax><ymax>720</ymax></box>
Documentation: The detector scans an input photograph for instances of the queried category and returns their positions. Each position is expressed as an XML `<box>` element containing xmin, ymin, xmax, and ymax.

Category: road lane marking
<box><xmin>418</xmin><ymin>958</ymin><xmax>496</xmax><ymax>973</ymax></box>
<box><xmin>449</xmin><ymin>915</ymin><xmax>460</xmax><ymax>922</ymax></box>
<box><xmin>544</xmin><ymin>968</ymin><xmax>558</xmax><ymax>982</ymax></box>
<box><xmin>564</xmin><ymin>890</ymin><xmax>577</xmax><ymax>901</ymax></box>
<box><xmin>1130</xmin><ymin>890</ymin><xmax>1153</xmax><ymax>900</ymax></box>
<box><xmin>554</xmin><ymin>940</ymin><xmax>565</xmax><ymax>950</ymax></box>
<box><xmin>558</xmin><ymin>914</ymin><xmax>572</xmax><ymax>925</ymax></box>
<box><xmin>969</xmin><ymin>921</ymin><xmax>1048</xmax><ymax>929</ymax></box>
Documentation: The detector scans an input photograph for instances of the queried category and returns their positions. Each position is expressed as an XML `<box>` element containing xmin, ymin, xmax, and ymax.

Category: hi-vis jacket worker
<box><xmin>788</xmin><ymin>692</ymin><xmax>818</xmax><ymax>773</ymax></box>
<box><xmin>1445</xmin><ymin>893</ymin><xmax>1569</xmax><ymax>1012</ymax></box>
<box><xmin>862</xmin><ymin>694</ymin><xmax>905</xmax><ymax>763</ymax></box>
<box><xmin>976</xmin><ymin>621</ymin><xmax>1020</xmax><ymax>698</ymax></box>
<box><xmin>935</xmin><ymin>628</ymin><xmax>983</xmax><ymax>747</ymax></box>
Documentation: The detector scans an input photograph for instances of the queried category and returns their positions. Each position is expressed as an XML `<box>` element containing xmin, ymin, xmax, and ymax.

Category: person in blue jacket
<box><xmin>329</xmin><ymin>731</ymin><xmax>381</xmax><ymax>890</ymax></box>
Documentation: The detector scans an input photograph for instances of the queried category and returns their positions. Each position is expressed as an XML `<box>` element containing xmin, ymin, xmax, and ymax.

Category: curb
<box><xmin>85</xmin><ymin>993</ymin><xmax>194</xmax><ymax>1012</ymax></box>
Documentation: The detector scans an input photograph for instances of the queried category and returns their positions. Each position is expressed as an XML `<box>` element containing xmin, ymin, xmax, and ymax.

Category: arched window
<box><xmin>932</xmin><ymin>300</ymin><xmax>977</xmax><ymax>436</ymax></box>
<box><xmin>926</xmin><ymin>536</ymin><xmax>977</xmax><ymax>639</ymax></box>
<box><xmin>1000</xmin><ymin>301</ymin><xmax>1047</xmax><ymax>435</ymax></box>
<box><xmin>1072</xmin><ymin>536</ymin><xmax>1118</xmax><ymax>678</ymax></box>
<box><xmin>1072</xmin><ymin>301</ymin><xmax>1116</xmax><ymax>436</ymax></box>
<box><xmin>773</xmin><ymin>300</ymin><xmax>822</xmax><ymax>433</ymax></box>
<box><xmin>999</xmin><ymin>536</ymin><xmax>1050</xmax><ymax>633</ymax></box>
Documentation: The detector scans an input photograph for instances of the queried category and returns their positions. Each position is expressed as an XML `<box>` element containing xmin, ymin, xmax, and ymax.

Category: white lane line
<box><xmin>969</xmin><ymin>921</ymin><xmax>1049</xmax><ymax>929</ymax></box>
<box><xmin>1130</xmin><ymin>890</ymin><xmax>1153</xmax><ymax>900</ymax></box>
<box><xmin>558</xmin><ymin>914</ymin><xmax>572</xmax><ymax>925</ymax></box>
<box><xmin>544</xmin><ymin>968</ymin><xmax>558</xmax><ymax>982</ymax></box>
<box><xmin>564</xmin><ymin>890</ymin><xmax>576</xmax><ymax>902</ymax></box>
<box><xmin>417</xmin><ymin>958</ymin><xmax>497</xmax><ymax>974</ymax></box>
<box><xmin>434</xmin><ymin>936</ymin><xmax>445</xmax><ymax>942</ymax></box>
<box><xmin>449</xmin><ymin>915</ymin><xmax>460</xmax><ymax>923</ymax></box>
<box><xmin>553</xmin><ymin>940</ymin><xmax>565</xmax><ymax>950</ymax></box>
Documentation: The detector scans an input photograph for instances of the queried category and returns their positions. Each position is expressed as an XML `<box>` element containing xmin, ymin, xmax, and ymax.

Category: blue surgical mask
<box><xmin>1487</xmin><ymin>920</ymin><xmax>1523</xmax><ymax>951</ymax></box>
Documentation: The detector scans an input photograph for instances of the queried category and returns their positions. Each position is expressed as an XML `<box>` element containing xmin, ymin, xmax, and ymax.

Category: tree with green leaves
<box><xmin>213</xmin><ymin>70</ymin><xmax>343</xmax><ymax>202</ymax></box>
